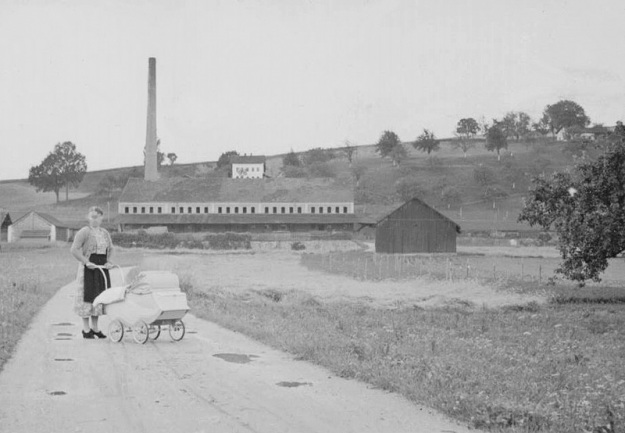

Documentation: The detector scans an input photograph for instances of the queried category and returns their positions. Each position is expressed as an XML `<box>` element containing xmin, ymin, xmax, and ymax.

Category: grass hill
<box><xmin>0</xmin><ymin>138</ymin><xmax>597</xmax><ymax>233</ymax></box>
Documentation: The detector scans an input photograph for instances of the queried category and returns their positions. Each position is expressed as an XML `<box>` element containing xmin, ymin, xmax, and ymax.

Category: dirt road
<box><xmin>0</xmin><ymin>272</ymin><xmax>475</xmax><ymax>433</ymax></box>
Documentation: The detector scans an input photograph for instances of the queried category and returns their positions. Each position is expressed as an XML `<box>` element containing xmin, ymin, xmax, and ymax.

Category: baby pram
<box><xmin>92</xmin><ymin>267</ymin><xmax>190</xmax><ymax>344</ymax></box>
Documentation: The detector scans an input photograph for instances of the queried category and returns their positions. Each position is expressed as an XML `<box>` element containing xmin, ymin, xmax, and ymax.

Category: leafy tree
<box><xmin>395</xmin><ymin>176</ymin><xmax>425</xmax><ymax>201</ymax></box>
<box><xmin>532</xmin><ymin>114</ymin><xmax>551</xmax><ymax>136</ymax></box>
<box><xmin>473</xmin><ymin>165</ymin><xmax>495</xmax><ymax>186</ymax></box>
<box><xmin>500</xmin><ymin>112</ymin><xmax>517</xmax><ymax>139</ymax></box>
<box><xmin>542</xmin><ymin>100</ymin><xmax>590</xmax><ymax>135</ymax></box>
<box><xmin>375</xmin><ymin>130</ymin><xmax>405</xmax><ymax>166</ymax></box>
<box><xmin>28</xmin><ymin>142</ymin><xmax>87</xmax><ymax>202</ymax></box>
<box><xmin>456</xmin><ymin>118</ymin><xmax>480</xmax><ymax>137</ymax></box>
<box><xmin>441</xmin><ymin>185</ymin><xmax>462</xmax><ymax>206</ymax></box>
<box><xmin>341</xmin><ymin>140</ymin><xmax>357</xmax><ymax>165</ymax></box>
<box><xmin>454</xmin><ymin>118</ymin><xmax>479</xmax><ymax>158</ymax></box>
<box><xmin>166</xmin><ymin>153</ymin><xmax>178</xmax><ymax>165</ymax></box>
<box><xmin>216</xmin><ymin>150</ymin><xmax>239</xmax><ymax>169</ymax></box>
<box><xmin>351</xmin><ymin>162</ymin><xmax>368</xmax><ymax>186</ymax></box>
<box><xmin>282</xmin><ymin>149</ymin><xmax>302</xmax><ymax>168</ymax></box>
<box><xmin>516</xmin><ymin>112</ymin><xmax>532</xmax><ymax>141</ymax></box>
<box><xmin>413</xmin><ymin>129</ymin><xmax>440</xmax><ymax>161</ymax></box>
<box><xmin>485</xmin><ymin>124</ymin><xmax>508</xmax><ymax>160</ymax></box>
<box><xmin>302</xmin><ymin>148</ymin><xmax>334</xmax><ymax>166</ymax></box>
<box><xmin>97</xmin><ymin>174</ymin><xmax>127</xmax><ymax>195</ymax></box>
<box><xmin>611</xmin><ymin>121</ymin><xmax>625</xmax><ymax>144</ymax></box>
<box><xmin>518</xmin><ymin>145</ymin><xmax>625</xmax><ymax>284</ymax></box>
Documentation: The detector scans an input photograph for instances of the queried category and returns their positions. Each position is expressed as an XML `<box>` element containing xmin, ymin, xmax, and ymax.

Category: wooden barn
<box><xmin>8</xmin><ymin>211</ymin><xmax>76</xmax><ymax>243</ymax></box>
<box><xmin>375</xmin><ymin>198</ymin><xmax>460</xmax><ymax>254</ymax></box>
<box><xmin>0</xmin><ymin>211</ymin><xmax>11</xmax><ymax>242</ymax></box>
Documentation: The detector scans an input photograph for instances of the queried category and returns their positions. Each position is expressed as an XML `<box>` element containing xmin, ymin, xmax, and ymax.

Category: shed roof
<box><xmin>377</xmin><ymin>198</ymin><xmax>461</xmax><ymax>233</ymax></box>
<box><xmin>10</xmin><ymin>211</ymin><xmax>71</xmax><ymax>228</ymax></box>
<box><xmin>119</xmin><ymin>177</ymin><xmax>354</xmax><ymax>203</ymax></box>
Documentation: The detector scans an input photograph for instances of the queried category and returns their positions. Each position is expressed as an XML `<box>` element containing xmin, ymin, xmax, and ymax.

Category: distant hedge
<box><xmin>111</xmin><ymin>231</ymin><xmax>251</xmax><ymax>250</ymax></box>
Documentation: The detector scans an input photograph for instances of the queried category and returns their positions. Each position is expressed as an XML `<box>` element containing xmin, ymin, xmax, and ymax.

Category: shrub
<box><xmin>473</xmin><ymin>166</ymin><xmax>495</xmax><ymax>186</ymax></box>
<box><xmin>395</xmin><ymin>176</ymin><xmax>425</xmax><ymax>201</ymax></box>
<box><xmin>483</xmin><ymin>186</ymin><xmax>508</xmax><ymax>201</ymax></box>
<box><xmin>203</xmin><ymin>232</ymin><xmax>251</xmax><ymax>250</ymax></box>
<box><xmin>441</xmin><ymin>186</ymin><xmax>462</xmax><ymax>206</ymax></box>
<box><xmin>291</xmin><ymin>241</ymin><xmax>306</xmax><ymax>251</ymax></box>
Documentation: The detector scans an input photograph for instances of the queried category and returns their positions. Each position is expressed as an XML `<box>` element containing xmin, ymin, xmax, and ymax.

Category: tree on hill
<box><xmin>542</xmin><ymin>100</ymin><xmax>590</xmax><ymax>136</ymax></box>
<box><xmin>216</xmin><ymin>150</ymin><xmax>239</xmax><ymax>169</ymax></box>
<box><xmin>28</xmin><ymin>141</ymin><xmax>87</xmax><ymax>203</ymax></box>
<box><xmin>413</xmin><ymin>129</ymin><xmax>440</xmax><ymax>162</ymax></box>
<box><xmin>302</xmin><ymin>148</ymin><xmax>335</xmax><ymax>166</ymax></box>
<box><xmin>282</xmin><ymin>149</ymin><xmax>302</xmax><ymax>168</ymax></box>
<box><xmin>375</xmin><ymin>130</ymin><xmax>406</xmax><ymax>166</ymax></box>
<box><xmin>518</xmin><ymin>144</ymin><xmax>625</xmax><ymax>284</ymax></box>
<box><xmin>453</xmin><ymin>118</ymin><xmax>479</xmax><ymax>158</ymax></box>
<box><xmin>532</xmin><ymin>114</ymin><xmax>551</xmax><ymax>136</ymax></box>
<box><xmin>499</xmin><ymin>112</ymin><xmax>532</xmax><ymax>141</ymax></box>
<box><xmin>166</xmin><ymin>153</ymin><xmax>178</xmax><ymax>165</ymax></box>
<box><xmin>485</xmin><ymin>124</ymin><xmax>508</xmax><ymax>161</ymax></box>
<box><xmin>341</xmin><ymin>140</ymin><xmax>357</xmax><ymax>165</ymax></box>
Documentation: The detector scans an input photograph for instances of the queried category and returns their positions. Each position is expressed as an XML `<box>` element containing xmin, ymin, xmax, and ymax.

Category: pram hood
<box><xmin>128</xmin><ymin>271</ymin><xmax>180</xmax><ymax>294</ymax></box>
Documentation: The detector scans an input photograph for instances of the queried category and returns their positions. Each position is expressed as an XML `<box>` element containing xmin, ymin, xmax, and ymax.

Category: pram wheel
<box><xmin>169</xmin><ymin>320</ymin><xmax>185</xmax><ymax>341</ymax></box>
<box><xmin>109</xmin><ymin>320</ymin><xmax>124</xmax><ymax>343</ymax></box>
<box><xmin>132</xmin><ymin>321</ymin><xmax>149</xmax><ymax>344</ymax></box>
<box><xmin>149</xmin><ymin>324</ymin><xmax>161</xmax><ymax>340</ymax></box>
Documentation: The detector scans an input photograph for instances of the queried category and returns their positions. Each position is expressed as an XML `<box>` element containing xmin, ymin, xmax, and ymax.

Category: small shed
<box><xmin>8</xmin><ymin>211</ymin><xmax>76</xmax><ymax>243</ymax></box>
<box><xmin>375</xmin><ymin>198</ymin><xmax>461</xmax><ymax>254</ymax></box>
<box><xmin>0</xmin><ymin>211</ymin><xmax>11</xmax><ymax>242</ymax></box>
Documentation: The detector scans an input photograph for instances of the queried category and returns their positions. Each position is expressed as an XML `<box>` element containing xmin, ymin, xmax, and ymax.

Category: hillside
<box><xmin>0</xmin><ymin>138</ymin><xmax>596</xmax><ymax>232</ymax></box>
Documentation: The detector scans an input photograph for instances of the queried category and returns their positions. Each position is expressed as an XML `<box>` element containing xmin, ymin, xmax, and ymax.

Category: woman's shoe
<box><xmin>92</xmin><ymin>330</ymin><xmax>107</xmax><ymax>339</ymax></box>
<box><xmin>82</xmin><ymin>329</ymin><xmax>95</xmax><ymax>339</ymax></box>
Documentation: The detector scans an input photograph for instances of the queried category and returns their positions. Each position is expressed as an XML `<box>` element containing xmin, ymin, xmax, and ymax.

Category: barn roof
<box><xmin>119</xmin><ymin>177</ymin><xmax>354</xmax><ymax>203</ymax></box>
<box><xmin>117</xmin><ymin>213</ymin><xmax>357</xmax><ymax>225</ymax></box>
<box><xmin>0</xmin><ymin>211</ymin><xmax>11</xmax><ymax>226</ymax></box>
<box><xmin>10</xmin><ymin>211</ymin><xmax>72</xmax><ymax>228</ymax></box>
<box><xmin>377</xmin><ymin>198</ymin><xmax>461</xmax><ymax>233</ymax></box>
<box><xmin>230</xmin><ymin>155</ymin><xmax>266</xmax><ymax>164</ymax></box>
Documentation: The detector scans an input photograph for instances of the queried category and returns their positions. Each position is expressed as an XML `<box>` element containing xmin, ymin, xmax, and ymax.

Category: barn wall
<box><xmin>10</xmin><ymin>213</ymin><xmax>53</xmax><ymax>242</ymax></box>
<box><xmin>375</xmin><ymin>200</ymin><xmax>457</xmax><ymax>253</ymax></box>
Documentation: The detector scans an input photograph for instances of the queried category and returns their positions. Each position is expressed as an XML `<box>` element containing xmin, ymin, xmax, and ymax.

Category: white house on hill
<box><xmin>231</xmin><ymin>155</ymin><xmax>266</xmax><ymax>179</ymax></box>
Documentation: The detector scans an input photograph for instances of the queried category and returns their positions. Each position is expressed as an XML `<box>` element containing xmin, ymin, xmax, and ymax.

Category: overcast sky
<box><xmin>1</xmin><ymin>0</ymin><xmax>625</xmax><ymax>180</ymax></box>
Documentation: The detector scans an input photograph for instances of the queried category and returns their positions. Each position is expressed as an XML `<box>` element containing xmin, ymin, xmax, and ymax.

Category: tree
<box><xmin>395</xmin><ymin>176</ymin><xmax>425</xmax><ymax>201</ymax></box>
<box><xmin>610</xmin><ymin>121</ymin><xmax>625</xmax><ymax>144</ymax></box>
<box><xmin>542</xmin><ymin>100</ymin><xmax>590</xmax><ymax>135</ymax></box>
<box><xmin>375</xmin><ymin>130</ymin><xmax>405</xmax><ymax>166</ymax></box>
<box><xmin>216</xmin><ymin>150</ymin><xmax>239</xmax><ymax>169</ymax></box>
<box><xmin>282</xmin><ymin>149</ymin><xmax>301</xmax><ymax>168</ymax></box>
<box><xmin>413</xmin><ymin>129</ymin><xmax>440</xmax><ymax>161</ymax></box>
<box><xmin>485</xmin><ymin>124</ymin><xmax>508</xmax><ymax>160</ymax></box>
<box><xmin>341</xmin><ymin>140</ymin><xmax>357</xmax><ymax>165</ymax></box>
<box><xmin>456</xmin><ymin>118</ymin><xmax>480</xmax><ymax>138</ymax></box>
<box><xmin>351</xmin><ymin>162</ymin><xmax>368</xmax><ymax>186</ymax></box>
<box><xmin>516</xmin><ymin>112</ymin><xmax>532</xmax><ymax>141</ymax></box>
<box><xmin>166</xmin><ymin>153</ymin><xmax>177</xmax><ymax>165</ymax></box>
<box><xmin>302</xmin><ymin>148</ymin><xmax>334</xmax><ymax>166</ymax></box>
<box><xmin>518</xmin><ymin>145</ymin><xmax>625</xmax><ymax>284</ymax></box>
<box><xmin>28</xmin><ymin>141</ymin><xmax>87</xmax><ymax>202</ymax></box>
<box><xmin>532</xmin><ymin>114</ymin><xmax>551</xmax><ymax>136</ymax></box>
<box><xmin>500</xmin><ymin>112</ymin><xmax>517</xmax><ymax>140</ymax></box>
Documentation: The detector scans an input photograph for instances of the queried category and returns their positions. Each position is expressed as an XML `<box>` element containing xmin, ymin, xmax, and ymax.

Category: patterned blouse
<box><xmin>71</xmin><ymin>226</ymin><xmax>113</xmax><ymax>259</ymax></box>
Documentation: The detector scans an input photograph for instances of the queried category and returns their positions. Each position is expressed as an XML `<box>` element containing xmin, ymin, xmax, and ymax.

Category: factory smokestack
<box><xmin>144</xmin><ymin>57</ymin><xmax>158</xmax><ymax>181</ymax></box>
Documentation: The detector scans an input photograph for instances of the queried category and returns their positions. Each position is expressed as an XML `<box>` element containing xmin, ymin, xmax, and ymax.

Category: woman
<box><xmin>70</xmin><ymin>206</ymin><xmax>114</xmax><ymax>339</ymax></box>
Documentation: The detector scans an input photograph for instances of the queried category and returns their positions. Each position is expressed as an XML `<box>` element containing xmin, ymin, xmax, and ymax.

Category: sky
<box><xmin>1</xmin><ymin>0</ymin><xmax>625</xmax><ymax>181</ymax></box>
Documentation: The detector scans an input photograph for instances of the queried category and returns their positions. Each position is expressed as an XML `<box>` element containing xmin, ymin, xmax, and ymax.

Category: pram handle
<box><xmin>94</xmin><ymin>265</ymin><xmax>125</xmax><ymax>289</ymax></box>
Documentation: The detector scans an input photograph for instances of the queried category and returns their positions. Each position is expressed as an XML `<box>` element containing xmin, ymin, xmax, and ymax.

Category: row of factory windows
<box><xmin>123</xmin><ymin>205</ymin><xmax>350</xmax><ymax>215</ymax></box>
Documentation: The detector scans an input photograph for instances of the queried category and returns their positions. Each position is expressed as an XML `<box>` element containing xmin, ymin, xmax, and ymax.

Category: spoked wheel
<box><xmin>108</xmin><ymin>320</ymin><xmax>124</xmax><ymax>343</ymax></box>
<box><xmin>148</xmin><ymin>324</ymin><xmax>161</xmax><ymax>340</ymax></box>
<box><xmin>132</xmin><ymin>320</ymin><xmax>149</xmax><ymax>344</ymax></box>
<box><xmin>168</xmin><ymin>320</ymin><xmax>185</xmax><ymax>341</ymax></box>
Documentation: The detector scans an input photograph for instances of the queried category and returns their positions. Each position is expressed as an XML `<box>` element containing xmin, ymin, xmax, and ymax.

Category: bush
<box><xmin>291</xmin><ymin>241</ymin><xmax>306</xmax><ymax>251</ymax></box>
<box><xmin>473</xmin><ymin>166</ymin><xmax>495</xmax><ymax>186</ymax></box>
<box><xmin>203</xmin><ymin>232</ymin><xmax>251</xmax><ymax>250</ymax></box>
<box><xmin>483</xmin><ymin>186</ymin><xmax>508</xmax><ymax>201</ymax></box>
<box><xmin>395</xmin><ymin>176</ymin><xmax>425</xmax><ymax>201</ymax></box>
<box><xmin>441</xmin><ymin>186</ymin><xmax>462</xmax><ymax>206</ymax></box>
<box><xmin>111</xmin><ymin>231</ymin><xmax>252</xmax><ymax>250</ymax></box>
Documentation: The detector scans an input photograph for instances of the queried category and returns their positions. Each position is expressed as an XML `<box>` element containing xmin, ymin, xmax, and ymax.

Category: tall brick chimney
<box><xmin>144</xmin><ymin>57</ymin><xmax>158</xmax><ymax>181</ymax></box>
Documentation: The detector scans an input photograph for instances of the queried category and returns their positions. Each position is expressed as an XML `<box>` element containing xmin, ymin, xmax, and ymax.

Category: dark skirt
<box><xmin>83</xmin><ymin>254</ymin><xmax>111</xmax><ymax>303</ymax></box>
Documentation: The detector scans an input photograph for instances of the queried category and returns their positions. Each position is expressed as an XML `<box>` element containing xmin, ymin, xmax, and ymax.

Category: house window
<box><xmin>133</xmin><ymin>207</ymin><xmax>137</xmax><ymax>214</ymax></box>
<box><xmin>281</xmin><ymin>207</ymin><xmax>285</xmax><ymax>214</ymax></box>
<box><xmin>188</xmin><ymin>207</ymin><xmax>192</xmax><ymax>214</ymax></box>
<box><xmin>243</xmin><ymin>207</ymin><xmax>247</xmax><ymax>214</ymax></box>
<box><xmin>335</xmin><ymin>206</ymin><xmax>340</xmax><ymax>213</ymax></box>
<box><xmin>171</xmin><ymin>207</ymin><xmax>176</xmax><ymax>214</ymax></box>
<box><xmin>311</xmin><ymin>207</ymin><xmax>315</xmax><ymax>214</ymax></box>
<box><xmin>141</xmin><ymin>207</ymin><xmax>145</xmax><ymax>213</ymax></box>
<box><xmin>273</xmin><ymin>207</ymin><xmax>277</xmax><ymax>213</ymax></box>
<box><xmin>218</xmin><ymin>207</ymin><xmax>222</xmax><ymax>214</ymax></box>
<box><xmin>319</xmin><ymin>207</ymin><xmax>323</xmax><ymax>214</ymax></box>
<box><xmin>235</xmin><ymin>207</ymin><xmax>239</xmax><ymax>214</ymax></box>
<box><xmin>297</xmin><ymin>207</ymin><xmax>302</xmax><ymax>214</ymax></box>
<box><xmin>344</xmin><ymin>206</ymin><xmax>348</xmax><ymax>213</ymax></box>
<box><xmin>226</xmin><ymin>207</ymin><xmax>230</xmax><ymax>213</ymax></box>
<box><xmin>251</xmin><ymin>207</ymin><xmax>255</xmax><ymax>214</ymax></box>
<box><xmin>289</xmin><ymin>207</ymin><xmax>293</xmax><ymax>214</ymax></box>
<box><xmin>327</xmin><ymin>207</ymin><xmax>331</xmax><ymax>213</ymax></box>
<box><xmin>265</xmin><ymin>207</ymin><xmax>269</xmax><ymax>213</ymax></box>
<box><xmin>180</xmin><ymin>207</ymin><xmax>184</xmax><ymax>214</ymax></box>
<box><xmin>158</xmin><ymin>207</ymin><xmax>162</xmax><ymax>214</ymax></box>
<box><xmin>204</xmin><ymin>207</ymin><xmax>208</xmax><ymax>213</ymax></box>
<box><xmin>196</xmin><ymin>207</ymin><xmax>200</xmax><ymax>213</ymax></box>
<box><xmin>125</xmin><ymin>207</ymin><xmax>129</xmax><ymax>213</ymax></box>
<box><xmin>149</xmin><ymin>207</ymin><xmax>154</xmax><ymax>214</ymax></box>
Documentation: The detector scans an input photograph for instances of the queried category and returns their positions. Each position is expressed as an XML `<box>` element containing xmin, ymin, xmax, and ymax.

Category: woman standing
<box><xmin>70</xmin><ymin>206</ymin><xmax>114</xmax><ymax>339</ymax></box>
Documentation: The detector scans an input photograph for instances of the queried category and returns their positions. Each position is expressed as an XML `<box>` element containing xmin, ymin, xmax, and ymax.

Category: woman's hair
<box><xmin>87</xmin><ymin>206</ymin><xmax>104</xmax><ymax>219</ymax></box>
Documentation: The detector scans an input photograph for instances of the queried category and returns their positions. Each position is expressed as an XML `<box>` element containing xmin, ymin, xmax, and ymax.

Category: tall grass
<box><xmin>184</xmin><ymin>282</ymin><xmax>625</xmax><ymax>432</ymax></box>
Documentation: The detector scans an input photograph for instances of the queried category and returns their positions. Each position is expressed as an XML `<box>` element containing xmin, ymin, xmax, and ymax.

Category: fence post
<box><xmin>539</xmin><ymin>264</ymin><xmax>542</xmax><ymax>286</ymax></box>
<box><xmin>493</xmin><ymin>264</ymin><xmax>496</xmax><ymax>279</ymax></box>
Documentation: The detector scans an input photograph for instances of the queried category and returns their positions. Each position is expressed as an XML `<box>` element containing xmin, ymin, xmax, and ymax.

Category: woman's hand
<box><xmin>85</xmin><ymin>262</ymin><xmax>97</xmax><ymax>269</ymax></box>
<box><xmin>104</xmin><ymin>262</ymin><xmax>114</xmax><ymax>269</ymax></box>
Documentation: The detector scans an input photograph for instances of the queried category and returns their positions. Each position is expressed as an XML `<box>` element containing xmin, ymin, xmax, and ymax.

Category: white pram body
<box><xmin>94</xmin><ymin>269</ymin><xmax>190</xmax><ymax>344</ymax></box>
